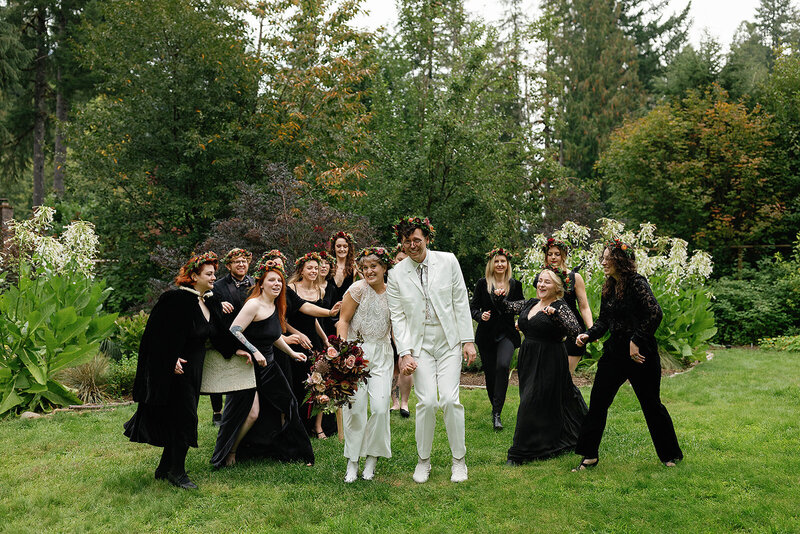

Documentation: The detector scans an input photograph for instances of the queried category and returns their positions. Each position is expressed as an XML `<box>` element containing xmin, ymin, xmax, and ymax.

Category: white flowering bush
<box><xmin>0</xmin><ymin>208</ymin><xmax>116</xmax><ymax>416</ymax></box>
<box><xmin>519</xmin><ymin>219</ymin><xmax>716</xmax><ymax>370</ymax></box>
<box><xmin>5</xmin><ymin>206</ymin><xmax>99</xmax><ymax>277</ymax></box>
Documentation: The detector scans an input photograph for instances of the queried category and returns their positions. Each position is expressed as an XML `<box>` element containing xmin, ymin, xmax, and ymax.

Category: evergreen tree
<box><xmin>755</xmin><ymin>0</ymin><xmax>800</xmax><ymax>51</ymax></box>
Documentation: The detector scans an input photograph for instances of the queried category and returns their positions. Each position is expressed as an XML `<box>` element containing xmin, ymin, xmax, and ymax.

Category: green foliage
<box><xmin>759</xmin><ymin>335</ymin><xmax>800</xmax><ymax>352</ymax></box>
<box><xmin>107</xmin><ymin>354</ymin><xmax>137</xmax><ymax>398</ymax></box>
<box><xmin>109</xmin><ymin>312</ymin><xmax>149</xmax><ymax>362</ymax></box>
<box><xmin>598</xmin><ymin>85</ymin><xmax>782</xmax><ymax>255</ymax></box>
<box><xmin>0</xmin><ymin>262</ymin><xmax>118</xmax><ymax>416</ymax></box>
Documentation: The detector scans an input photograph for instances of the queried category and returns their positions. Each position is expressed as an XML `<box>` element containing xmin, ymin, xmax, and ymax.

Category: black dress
<box><xmin>210</xmin><ymin>310</ymin><xmax>314</xmax><ymax>467</ymax></box>
<box><xmin>124</xmin><ymin>289</ymin><xmax>216</xmax><ymax>449</ymax></box>
<box><xmin>319</xmin><ymin>281</ymin><xmax>338</xmax><ymax>339</ymax></box>
<box><xmin>500</xmin><ymin>298</ymin><xmax>588</xmax><ymax>463</ymax></box>
<box><xmin>575</xmin><ymin>273</ymin><xmax>683</xmax><ymax>463</ymax></box>
<box><xmin>533</xmin><ymin>268</ymin><xmax>586</xmax><ymax>356</ymax></box>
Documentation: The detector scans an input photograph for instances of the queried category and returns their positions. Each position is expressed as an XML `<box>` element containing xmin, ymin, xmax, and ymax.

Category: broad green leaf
<box><xmin>0</xmin><ymin>390</ymin><xmax>23</xmax><ymax>415</ymax></box>
<box><xmin>42</xmin><ymin>380</ymin><xmax>81</xmax><ymax>407</ymax></box>
<box><xmin>16</xmin><ymin>347</ymin><xmax>47</xmax><ymax>385</ymax></box>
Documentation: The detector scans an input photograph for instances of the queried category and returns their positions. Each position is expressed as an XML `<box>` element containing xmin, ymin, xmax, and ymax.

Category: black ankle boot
<box><xmin>492</xmin><ymin>412</ymin><xmax>503</xmax><ymax>431</ymax></box>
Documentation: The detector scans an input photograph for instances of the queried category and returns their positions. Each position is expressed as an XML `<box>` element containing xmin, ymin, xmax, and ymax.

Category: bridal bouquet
<box><xmin>304</xmin><ymin>336</ymin><xmax>371</xmax><ymax>415</ymax></box>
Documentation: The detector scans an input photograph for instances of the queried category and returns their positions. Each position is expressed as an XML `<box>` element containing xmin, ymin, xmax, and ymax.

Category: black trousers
<box><xmin>157</xmin><ymin>442</ymin><xmax>190</xmax><ymax>476</ymax></box>
<box><xmin>210</xmin><ymin>393</ymin><xmax>223</xmax><ymax>413</ymax></box>
<box><xmin>575</xmin><ymin>342</ymin><xmax>683</xmax><ymax>463</ymax></box>
<box><xmin>479</xmin><ymin>337</ymin><xmax>515</xmax><ymax>415</ymax></box>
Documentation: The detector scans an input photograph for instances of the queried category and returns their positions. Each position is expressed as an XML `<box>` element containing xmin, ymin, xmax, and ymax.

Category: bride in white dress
<box><xmin>337</xmin><ymin>246</ymin><xmax>395</xmax><ymax>483</ymax></box>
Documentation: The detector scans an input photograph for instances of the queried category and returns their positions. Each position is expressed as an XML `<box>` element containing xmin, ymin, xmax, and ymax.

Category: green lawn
<box><xmin>1</xmin><ymin>348</ymin><xmax>799</xmax><ymax>533</ymax></box>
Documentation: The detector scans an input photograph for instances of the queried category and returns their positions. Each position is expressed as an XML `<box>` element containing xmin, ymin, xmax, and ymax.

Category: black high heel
<box><xmin>571</xmin><ymin>457</ymin><xmax>599</xmax><ymax>472</ymax></box>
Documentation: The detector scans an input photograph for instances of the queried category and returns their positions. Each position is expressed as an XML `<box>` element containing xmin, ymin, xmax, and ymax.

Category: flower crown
<box><xmin>317</xmin><ymin>250</ymin><xmax>332</xmax><ymax>263</ymax></box>
<box><xmin>223</xmin><ymin>248</ymin><xmax>252</xmax><ymax>264</ymax></box>
<box><xmin>357</xmin><ymin>246</ymin><xmax>397</xmax><ymax>268</ymax></box>
<box><xmin>393</xmin><ymin>243</ymin><xmax>404</xmax><ymax>255</ymax></box>
<box><xmin>486</xmin><ymin>247</ymin><xmax>514</xmax><ymax>259</ymax></box>
<box><xmin>329</xmin><ymin>231</ymin><xmax>355</xmax><ymax>248</ymax></box>
<box><xmin>253</xmin><ymin>256</ymin><xmax>285</xmax><ymax>279</ymax></box>
<box><xmin>540</xmin><ymin>264</ymin><xmax>574</xmax><ymax>293</ymax></box>
<box><xmin>605</xmin><ymin>238</ymin><xmax>635</xmax><ymax>260</ymax></box>
<box><xmin>542</xmin><ymin>237</ymin><xmax>569</xmax><ymax>255</ymax></box>
<box><xmin>393</xmin><ymin>216</ymin><xmax>435</xmax><ymax>243</ymax></box>
<box><xmin>263</xmin><ymin>249</ymin><xmax>287</xmax><ymax>263</ymax></box>
<box><xmin>184</xmin><ymin>251</ymin><xmax>218</xmax><ymax>273</ymax></box>
<box><xmin>295</xmin><ymin>251</ymin><xmax>323</xmax><ymax>269</ymax></box>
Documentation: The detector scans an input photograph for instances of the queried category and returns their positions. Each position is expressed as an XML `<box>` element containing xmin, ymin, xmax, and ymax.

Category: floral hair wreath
<box><xmin>357</xmin><ymin>246</ymin><xmax>397</xmax><ymax>268</ymax></box>
<box><xmin>295</xmin><ymin>251</ymin><xmax>323</xmax><ymax>269</ymax></box>
<box><xmin>393</xmin><ymin>216</ymin><xmax>436</xmax><ymax>243</ymax></box>
<box><xmin>542</xmin><ymin>237</ymin><xmax>569</xmax><ymax>255</ymax></box>
<box><xmin>253</xmin><ymin>256</ymin><xmax>285</xmax><ymax>279</ymax></box>
<box><xmin>486</xmin><ymin>247</ymin><xmax>514</xmax><ymax>259</ymax></box>
<box><xmin>263</xmin><ymin>249</ymin><xmax>287</xmax><ymax>263</ymax></box>
<box><xmin>541</xmin><ymin>264</ymin><xmax>574</xmax><ymax>293</ymax></box>
<box><xmin>605</xmin><ymin>238</ymin><xmax>635</xmax><ymax>260</ymax></box>
<box><xmin>329</xmin><ymin>231</ymin><xmax>355</xmax><ymax>248</ymax></box>
<box><xmin>184</xmin><ymin>251</ymin><xmax>218</xmax><ymax>273</ymax></box>
<box><xmin>223</xmin><ymin>248</ymin><xmax>253</xmax><ymax>264</ymax></box>
<box><xmin>317</xmin><ymin>250</ymin><xmax>333</xmax><ymax>263</ymax></box>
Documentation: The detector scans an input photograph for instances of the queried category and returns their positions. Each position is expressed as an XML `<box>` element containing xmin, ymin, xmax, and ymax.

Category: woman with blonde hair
<box><xmin>495</xmin><ymin>267</ymin><xmax>587</xmax><ymax>464</ymax></box>
<box><xmin>470</xmin><ymin>248</ymin><xmax>524</xmax><ymax>430</ymax></box>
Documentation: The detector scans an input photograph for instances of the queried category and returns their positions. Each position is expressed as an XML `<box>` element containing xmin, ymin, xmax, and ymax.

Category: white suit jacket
<box><xmin>386</xmin><ymin>250</ymin><xmax>474</xmax><ymax>357</ymax></box>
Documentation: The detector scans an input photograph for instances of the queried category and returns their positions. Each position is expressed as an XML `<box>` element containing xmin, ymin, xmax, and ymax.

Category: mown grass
<box><xmin>1</xmin><ymin>348</ymin><xmax>799</xmax><ymax>533</ymax></box>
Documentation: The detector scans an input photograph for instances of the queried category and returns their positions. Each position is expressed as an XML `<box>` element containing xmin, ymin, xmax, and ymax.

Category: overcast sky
<box><xmin>353</xmin><ymin>0</ymin><xmax>765</xmax><ymax>52</ymax></box>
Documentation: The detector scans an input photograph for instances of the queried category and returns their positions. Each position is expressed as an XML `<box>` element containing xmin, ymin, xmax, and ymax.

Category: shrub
<box><xmin>760</xmin><ymin>335</ymin><xmax>800</xmax><ymax>352</ymax></box>
<box><xmin>519</xmin><ymin>219</ymin><xmax>716</xmax><ymax>371</ymax></box>
<box><xmin>107</xmin><ymin>354</ymin><xmax>138</xmax><ymax>398</ymax></box>
<box><xmin>59</xmin><ymin>354</ymin><xmax>110</xmax><ymax>404</ymax></box>
<box><xmin>103</xmin><ymin>312</ymin><xmax>149</xmax><ymax>362</ymax></box>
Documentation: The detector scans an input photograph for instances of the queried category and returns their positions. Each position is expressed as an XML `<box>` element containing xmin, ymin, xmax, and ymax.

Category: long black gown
<box><xmin>319</xmin><ymin>281</ymin><xmax>338</xmax><ymax>339</ymax></box>
<box><xmin>500</xmin><ymin>298</ymin><xmax>588</xmax><ymax>463</ymax></box>
<box><xmin>285</xmin><ymin>287</ymin><xmax>337</xmax><ymax>435</ymax></box>
<box><xmin>210</xmin><ymin>310</ymin><xmax>314</xmax><ymax>467</ymax></box>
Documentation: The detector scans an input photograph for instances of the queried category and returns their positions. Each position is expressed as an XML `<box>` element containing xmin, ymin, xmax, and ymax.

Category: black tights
<box><xmin>480</xmin><ymin>337</ymin><xmax>515</xmax><ymax>415</ymax></box>
<box><xmin>211</xmin><ymin>393</ymin><xmax>223</xmax><ymax>413</ymax></box>
<box><xmin>157</xmin><ymin>443</ymin><xmax>190</xmax><ymax>476</ymax></box>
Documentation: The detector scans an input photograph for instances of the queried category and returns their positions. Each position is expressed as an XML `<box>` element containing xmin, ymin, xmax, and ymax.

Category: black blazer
<box><xmin>212</xmin><ymin>274</ymin><xmax>254</xmax><ymax>327</ymax></box>
<box><xmin>470</xmin><ymin>277</ymin><xmax>524</xmax><ymax>349</ymax></box>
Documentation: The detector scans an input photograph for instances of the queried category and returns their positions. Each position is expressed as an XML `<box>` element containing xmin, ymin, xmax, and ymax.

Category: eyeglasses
<box><xmin>230</xmin><ymin>260</ymin><xmax>249</xmax><ymax>265</ymax></box>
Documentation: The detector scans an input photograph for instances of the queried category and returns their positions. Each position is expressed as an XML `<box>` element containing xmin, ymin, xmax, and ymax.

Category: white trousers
<box><xmin>414</xmin><ymin>323</ymin><xmax>466</xmax><ymax>460</ymax></box>
<box><xmin>342</xmin><ymin>340</ymin><xmax>394</xmax><ymax>461</ymax></box>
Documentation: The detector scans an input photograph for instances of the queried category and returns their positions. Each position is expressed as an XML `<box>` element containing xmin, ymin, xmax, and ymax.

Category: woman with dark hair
<box><xmin>211</xmin><ymin>256</ymin><xmax>314</xmax><ymax>468</ymax></box>
<box><xmin>537</xmin><ymin>237</ymin><xmax>593</xmax><ymax>374</ymax></box>
<box><xmin>338</xmin><ymin>246</ymin><xmax>396</xmax><ymax>482</ymax></box>
<box><xmin>495</xmin><ymin>267</ymin><xmax>588</xmax><ymax>464</ymax></box>
<box><xmin>124</xmin><ymin>252</ymin><xmax>221</xmax><ymax>489</ymax></box>
<box><xmin>470</xmin><ymin>247</ymin><xmax>524</xmax><ymax>430</ymax></box>
<box><xmin>330</xmin><ymin>231</ymin><xmax>357</xmax><ymax>302</ymax></box>
<box><xmin>287</xmin><ymin>252</ymin><xmax>335</xmax><ymax>438</ymax></box>
<box><xmin>573</xmin><ymin>240</ymin><xmax>683</xmax><ymax>471</ymax></box>
<box><xmin>317</xmin><ymin>251</ymin><xmax>338</xmax><ymax>338</ymax></box>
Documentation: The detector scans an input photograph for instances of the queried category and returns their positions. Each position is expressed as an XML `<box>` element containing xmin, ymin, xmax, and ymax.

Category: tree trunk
<box><xmin>32</xmin><ymin>8</ymin><xmax>48</xmax><ymax>207</ymax></box>
<box><xmin>54</xmin><ymin>10</ymin><xmax>67</xmax><ymax>196</ymax></box>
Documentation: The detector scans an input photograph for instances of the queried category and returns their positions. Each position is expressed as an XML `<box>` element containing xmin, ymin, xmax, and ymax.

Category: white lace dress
<box><xmin>342</xmin><ymin>280</ymin><xmax>394</xmax><ymax>461</ymax></box>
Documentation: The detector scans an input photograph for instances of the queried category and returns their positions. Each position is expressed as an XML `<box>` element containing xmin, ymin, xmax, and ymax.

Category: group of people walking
<box><xmin>123</xmin><ymin>216</ymin><xmax>683</xmax><ymax>490</ymax></box>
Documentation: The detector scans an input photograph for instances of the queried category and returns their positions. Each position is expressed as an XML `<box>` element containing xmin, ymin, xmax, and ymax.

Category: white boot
<box><xmin>451</xmin><ymin>456</ymin><xmax>468</xmax><ymax>483</ymax></box>
<box><xmin>344</xmin><ymin>460</ymin><xmax>359</xmax><ymax>483</ymax></box>
<box><xmin>362</xmin><ymin>456</ymin><xmax>378</xmax><ymax>480</ymax></box>
<box><xmin>412</xmin><ymin>457</ymin><xmax>431</xmax><ymax>484</ymax></box>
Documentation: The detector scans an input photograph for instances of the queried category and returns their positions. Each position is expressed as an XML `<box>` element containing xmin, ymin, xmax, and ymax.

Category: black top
<box><xmin>244</xmin><ymin>311</ymin><xmax>282</xmax><ymax>364</ymax></box>
<box><xmin>333</xmin><ymin>272</ymin><xmax>355</xmax><ymax>303</ymax></box>
<box><xmin>503</xmin><ymin>298</ymin><xmax>581</xmax><ymax>345</ymax></box>
<box><xmin>532</xmin><ymin>267</ymin><xmax>586</xmax><ymax>330</ymax></box>
<box><xmin>213</xmin><ymin>274</ymin><xmax>254</xmax><ymax>326</ymax></box>
<box><xmin>470</xmin><ymin>277</ymin><xmax>524</xmax><ymax>348</ymax></box>
<box><xmin>285</xmin><ymin>286</ymin><xmax>324</xmax><ymax>351</ymax></box>
<box><xmin>585</xmin><ymin>273</ymin><xmax>662</xmax><ymax>350</ymax></box>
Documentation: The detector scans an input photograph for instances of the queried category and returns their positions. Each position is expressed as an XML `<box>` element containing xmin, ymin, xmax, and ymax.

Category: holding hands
<box><xmin>575</xmin><ymin>333</ymin><xmax>589</xmax><ymax>347</ymax></box>
<box><xmin>400</xmin><ymin>354</ymin><xmax>417</xmax><ymax>376</ymax></box>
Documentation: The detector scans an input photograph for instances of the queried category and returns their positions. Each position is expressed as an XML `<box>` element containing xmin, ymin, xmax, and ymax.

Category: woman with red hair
<box><xmin>211</xmin><ymin>255</ymin><xmax>315</xmax><ymax>468</ymax></box>
<box><xmin>124</xmin><ymin>252</ymin><xmax>221</xmax><ymax>489</ymax></box>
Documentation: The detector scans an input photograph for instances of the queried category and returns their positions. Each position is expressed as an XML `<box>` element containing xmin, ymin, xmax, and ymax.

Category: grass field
<box><xmin>1</xmin><ymin>348</ymin><xmax>799</xmax><ymax>533</ymax></box>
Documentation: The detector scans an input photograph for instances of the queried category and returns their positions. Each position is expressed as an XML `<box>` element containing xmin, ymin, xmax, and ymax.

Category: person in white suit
<box><xmin>386</xmin><ymin>216</ymin><xmax>477</xmax><ymax>483</ymax></box>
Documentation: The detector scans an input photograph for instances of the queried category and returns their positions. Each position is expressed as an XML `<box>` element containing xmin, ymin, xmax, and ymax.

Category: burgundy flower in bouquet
<box><xmin>304</xmin><ymin>335</ymin><xmax>371</xmax><ymax>414</ymax></box>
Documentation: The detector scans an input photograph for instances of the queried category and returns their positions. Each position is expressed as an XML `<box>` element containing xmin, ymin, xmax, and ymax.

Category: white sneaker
<box><xmin>412</xmin><ymin>457</ymin><xmax>431</xmax><ymax>483</ymax></box>
<box><xmin>344</xmin><ymin>460</ymin><xmax>359</xmax><ymax>483</ymax></box>
<box><xmin>451</xmin><ymin>456</ymin><xmax>468</xmax><ymax>483</ymax></box>
<box><xmin>362</xmin><ymin>456</ymin><xmax>377</xmax><ymax>480</ymax></box>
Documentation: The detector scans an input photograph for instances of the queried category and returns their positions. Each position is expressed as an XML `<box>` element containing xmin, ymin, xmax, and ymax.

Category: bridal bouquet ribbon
<box><xmin>304</xmin><ymin>336</ymin><xmax>371</xmax><ymax>415</ymax></box>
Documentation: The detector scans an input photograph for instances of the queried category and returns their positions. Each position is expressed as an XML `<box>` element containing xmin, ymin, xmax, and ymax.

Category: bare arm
<box><xmin>573</xmin><ymin>272</ymin><xmax>594</xmax><ymax>329</ymax></box>
<box><xmin>336</xmin><ymin>292</ymin><xmax>358</xmax><ymax>341</ymax></box>
<box><xmin>274</xmin><ymin>335</ymin><xmax>307</xmax><ymax>362</ymax></box>
<box><xmin>314</xmin><ymin>319</ymin><xmax>329</xmax><ymax>347</ymax></box>
<box><xmin>299</xmin><ymin>301</ymin><xmax>341</xmax><ymax>318</ymax></box>
<box><xmin>229</xmin><ymin>301</ymin><xmax>264</xmax><ymax>364</ymax></box>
